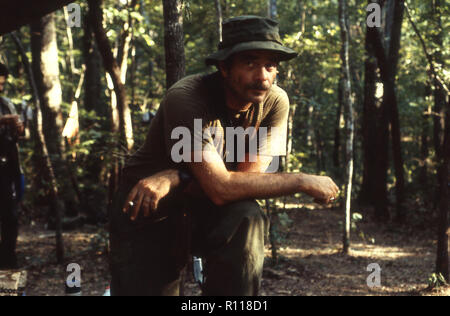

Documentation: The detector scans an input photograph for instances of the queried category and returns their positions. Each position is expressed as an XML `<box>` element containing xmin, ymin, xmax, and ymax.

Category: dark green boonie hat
<box><xmin>205</xmin><ymin>15</ymin><xmax>298</xmax><ymax>66</ymax></box>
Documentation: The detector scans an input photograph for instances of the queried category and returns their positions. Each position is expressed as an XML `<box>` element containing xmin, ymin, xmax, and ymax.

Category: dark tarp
<box><xmin>0</xmin><ymin>0</ymin><xmax>75</xmax><ymax>36</ymax></box>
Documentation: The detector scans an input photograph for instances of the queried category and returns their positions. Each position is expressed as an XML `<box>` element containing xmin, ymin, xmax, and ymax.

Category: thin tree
<box><xmin>339</xmin><ymin>0</ymin><xmax>354</xmax><ymax>254</ymax></box>
<box><xmin>267</xmin><ymin>0</ymin><xmax>277</xmax><ymax>19</ymax></box>
<box><xmin>214</xmin><ymin>0</ymin><xmax>223</xmax><ymax>42</ymax></box>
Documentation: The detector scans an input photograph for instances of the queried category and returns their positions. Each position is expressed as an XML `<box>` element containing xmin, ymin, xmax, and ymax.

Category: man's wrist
<box><xmin>297</xmin><ymin>172</ymin><xmax>311</xmax><ymax>192</ymax></box>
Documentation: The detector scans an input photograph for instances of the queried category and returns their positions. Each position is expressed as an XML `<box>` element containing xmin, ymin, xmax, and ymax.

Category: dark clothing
<box><xmin>0</xmin><ymin>96</ymin><xmax>21</xmax><ymax>268</ymax></box>
<box><xmin>110</xmin><ymin>72</ymin><xmax>289</xmax><ymax>295</ymax></box>
<box><xmin>0</xmin><ymin>170</ymin><xmax>19</xmax><ymax>259</ymax></box>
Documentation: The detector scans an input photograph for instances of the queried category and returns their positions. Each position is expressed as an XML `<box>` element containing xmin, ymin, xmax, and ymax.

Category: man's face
<box><xmin>0</xmin><ymin>76</ymin><xmax>6</xmax><ymax>93</ymax></box>
<box><xmin>220</xmin><ymin>50</ymin><xmax>279</xmax><ymax>108</ymax></box>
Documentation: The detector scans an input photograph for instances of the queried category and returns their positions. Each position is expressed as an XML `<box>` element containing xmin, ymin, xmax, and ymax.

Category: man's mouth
<box><xmin>248</xmin><ymin>83</ymin><xmax>270</xmax><ymax>91</ymax></box>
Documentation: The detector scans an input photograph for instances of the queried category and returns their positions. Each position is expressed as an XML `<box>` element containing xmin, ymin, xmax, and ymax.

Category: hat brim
<box><xmin>205</xmin><ymin>41</ymin><xmax>298</xmax><ymax>66</ymax></box>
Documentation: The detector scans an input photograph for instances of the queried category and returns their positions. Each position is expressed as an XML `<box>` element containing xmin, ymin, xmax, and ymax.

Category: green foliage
<box><xmin>278</xmin><ymin>212</ymin><xmax>293</xmax><ymax>228</ymax></box>
<box><xmin>427</xmin><ymin>273</ymin><xmax>447</xmax><ymax>289</ymax></box>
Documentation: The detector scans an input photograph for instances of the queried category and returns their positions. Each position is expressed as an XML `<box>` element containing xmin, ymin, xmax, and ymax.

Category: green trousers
<box><xmin>109</xmin><ymin>180</ymin><xmax>268</xmax><ymax>296</ymax></box>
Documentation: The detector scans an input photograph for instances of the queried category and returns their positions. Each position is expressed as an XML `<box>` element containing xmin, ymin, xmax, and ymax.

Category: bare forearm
<box><xmin>188</xmin><ymin>151</ymin><xmax>339</xmax><ymax>206</ymax></box>
<box><xmin>222</xmin><ymin>172</ymin><xmax>302</xmax><ymax>202</ymax></box>
<box><xmin>214</xmin><ymin>171</ymin><xmax>304</xmax><ymax>205</ymax></box>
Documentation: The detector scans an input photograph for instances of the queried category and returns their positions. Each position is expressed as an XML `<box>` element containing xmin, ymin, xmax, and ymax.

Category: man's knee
<box><xmin>213</xmin><ymin>199</ymin><xmax>268</xmax><ymax>259</ymax></box>
<box><xmin>221</xmin><ymin>199</ymin><xmax>268</xmax><ymax>239</ymax></box>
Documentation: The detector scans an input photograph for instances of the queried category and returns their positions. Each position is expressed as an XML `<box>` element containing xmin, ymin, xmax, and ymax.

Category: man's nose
<box><xmin>254</xmin><ymin>66</ymin><xmax>270</xmax><ymax>82</ymax></box>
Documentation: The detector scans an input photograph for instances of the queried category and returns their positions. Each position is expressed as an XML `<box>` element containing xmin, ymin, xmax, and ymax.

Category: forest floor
<box><xmin>8</xmin><ymin>201</ymin><xmax>450</xmax><ymax>296</ymax></box>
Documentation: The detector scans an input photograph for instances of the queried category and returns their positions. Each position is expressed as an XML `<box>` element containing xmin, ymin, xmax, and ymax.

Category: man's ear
<box><xmin>218</xmin><ymin>61</ymin><xmax>228</xmax><ymax>78</ymax></box>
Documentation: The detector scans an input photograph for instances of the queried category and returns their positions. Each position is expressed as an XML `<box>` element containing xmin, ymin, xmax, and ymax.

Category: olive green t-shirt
<box><xmin>123</xmin><ymin>71</ymin><xmax>289</xmax><ymax>179</ymax></box>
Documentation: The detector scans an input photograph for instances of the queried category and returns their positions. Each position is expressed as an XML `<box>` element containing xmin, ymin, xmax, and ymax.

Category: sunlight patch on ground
<box><xmin>350</xmin><ymin>243</ymin><xmax>428</xmax><ymax>260</ymax></box>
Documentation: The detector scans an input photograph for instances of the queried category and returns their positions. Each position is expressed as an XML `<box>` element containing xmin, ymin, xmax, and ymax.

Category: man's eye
<box><xmin>266</xmin><ymin>63</ymin><xmax>278</xmax><ymax>71</ymax></box>
<box><xmin>246</xmin><ymin>61</ymin><xmax>255</xmax><ymax>67</ymax></box>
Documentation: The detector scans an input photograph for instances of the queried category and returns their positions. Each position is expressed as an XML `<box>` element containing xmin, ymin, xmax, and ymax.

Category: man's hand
<box><xmin>0</xmin><ymin>114</ymin><xmax>24</xmax><ymax>135</ymax></box>
<box><xmin>298</xmin><ymin>174</ymin><xmax>340</xmax><ymax>204</ymax></box>
<box><xmin>123</xmin><ymin>169</ymin><xmax>180</xmax><ymax>221</ymax></box>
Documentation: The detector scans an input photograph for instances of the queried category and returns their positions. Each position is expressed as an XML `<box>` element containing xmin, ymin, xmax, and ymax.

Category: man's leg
<box><xmin>0</xmin><ymin>179</ymin><xmax>19</xmax><ymax>268</ymax></box>
<box><xmin>192</xmin><ymin>199</ymin><xmax>268</xmax><ymax>296</ymax></box>
<box><xmin>109</xmin><ymin>181</ymin><xmax>189</xmax><ymax>296</ymax></box>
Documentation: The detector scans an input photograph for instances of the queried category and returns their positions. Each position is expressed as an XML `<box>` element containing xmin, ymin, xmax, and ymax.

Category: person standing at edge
<box><xmin>0</xmin><ymin>63</ymin><xmax>25</xmax><ymax>269</ymax></box>
<box><xmin>110</xmin><ymin>16</ymin><xmax>339</xmax><ymax>296</ymax></box>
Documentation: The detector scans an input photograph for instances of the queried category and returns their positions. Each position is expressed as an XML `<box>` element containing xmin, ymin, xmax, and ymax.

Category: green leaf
<box><xmin>352</xmin><ymin>212</ymin><xmax>363</xmax><ymax>222</ymax></box>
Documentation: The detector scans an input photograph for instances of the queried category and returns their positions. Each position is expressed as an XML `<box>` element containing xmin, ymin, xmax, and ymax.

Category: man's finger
<box><xmin>130</xmin><ymin>193</ymin><xmax>144</xmax><ymax>221</ymax></box>
<box><xmin>150</xmin><ymin>196</ymin><xmax>159</xmax><ymax>213</ymax></box>
<box><xmin>123</xmin><ymin>186</ymin><xmax>138</xmax><ymax>213</ymax></box>
<box><xmin>142</xmin><ymin>195</ymin><xmax>152</xmax><ymax>218</ymax></box>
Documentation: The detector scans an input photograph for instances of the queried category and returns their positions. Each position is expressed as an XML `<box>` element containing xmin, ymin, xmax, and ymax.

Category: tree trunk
<box><xmin>334</xmin><ymin>78</ymin><xmax>343</xmax><ymax>172</ymax></box>
<box><xmin>214</xmin><ymin>0</ymin><xmax>223</xmax><ymax>42</ymax></box>
<box><xmin>431</xmin><ymin>0</ymin><xmax>449</xmax><ymax>283</ymax></box>
<box><xmin>162</xmin><ymin>0</ymin><xmax>186</xmax><ymax>89</ymax></box>
<box><xmin>30</xmin><ymin>13</ymin><xmax>65</xmax><ymax>160</ymax></box>
<box><xmin>299</xmin><ymin>0</ymin><xmax>306</xmax><ymax>34</ymax></box>
<box><xmin>419</xmin><ymin>110</ymin><xmax>430</xmax><ymax>193</ymax></box>
<box><xmin>430</xmin><ymin>0</ymin><xmax>447</xmax><ymax>214</ymax></box>
<box><xmin>11</xmin><ymin>32</ymin><xmax>64</xmax><ymax>264</ymax></box>
<box><xmin>83</xmin><ymin>11</ymin><xmax>103</xmax><ymax>115</ymax></box>
<box><xmin>82</xmin><ymin>5</ymin><xmax>109</xmax><ymax>220</ymax></box>
<box><xmin>162</xmin><ymin>0</ymin><xmax>186</xmax><ymax>294</ymax></box>
<box><xmin>116</xmin><ymin>0</ymin><xmax>138</xmax><ymax>151</ymax></box>
<box><xmin>367</xmin><ymin>0</ymin><xmax>405</xmax><ymax>222</ymax></box>
<box><xmin>386</xmin><ymin>0</ymin><xmax>406</xmax><ymax>223</ymax></box>
<box><xmin>30</xmin><ymin>13</ymin><xmax>79</xmax><ymax>226</ymax></box>
<box><xmin>360</xmin><ymin>25</ymin><xmax>378</xmax><ymax>206</ymax></box>
<box><xmin>436</xmin><ymin>97</ymin><xmax>449</xmax><ymax>282</ymax></box>
<box><xmin>268</xmin><ymin>0</ymin><xmax>277</xmax><ymax>19</ymax></box>
<box><xmin>339</xmin><ymin>0</ymin><xmax>354</xmax><ymax>255</ymax></box>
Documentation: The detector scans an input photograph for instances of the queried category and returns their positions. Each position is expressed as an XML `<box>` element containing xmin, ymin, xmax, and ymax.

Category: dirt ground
<box><xmin>8</xmin><ymin>202</ymin><xmax>450</xmax><ymax>296</ymax></box>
